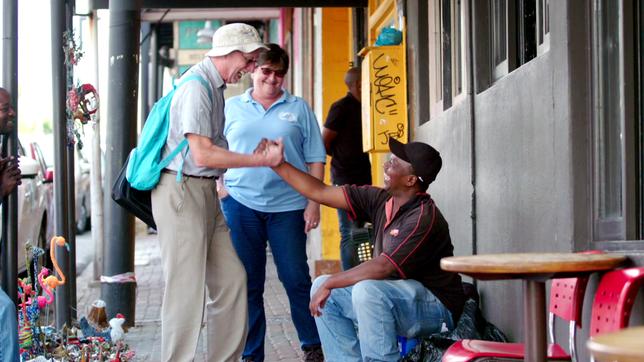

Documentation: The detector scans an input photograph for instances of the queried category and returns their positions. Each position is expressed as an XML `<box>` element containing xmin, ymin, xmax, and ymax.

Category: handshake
<box><xmin>254</xmin><ymin>138</ymin><xmax>285</xmax><ymax>168</ymax></box>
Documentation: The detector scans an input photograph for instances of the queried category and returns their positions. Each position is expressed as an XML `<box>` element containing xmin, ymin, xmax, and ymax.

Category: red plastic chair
<box><xmin>442</xmin><ymin>251</ymin><xmax>605</xmax><ymax>362</ymax></box>
<box><xmin>589</xmin><ymin>267</ymin><xmax>644</xmax><ymax>337</ymax></box>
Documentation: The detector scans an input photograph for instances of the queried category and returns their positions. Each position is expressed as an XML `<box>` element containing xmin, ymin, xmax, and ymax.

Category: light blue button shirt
<box><xmin>165</xmin><ymin>57</ymin><xmax>227</xmax><ymax>177</ymax></box>
<box><xmin>224</xmin><ymin>88</ymin><xmax>326</xmax><ymax>212</ymax></box>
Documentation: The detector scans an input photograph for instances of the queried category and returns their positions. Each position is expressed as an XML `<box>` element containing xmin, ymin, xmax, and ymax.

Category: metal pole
<box><xmin>523</xmin><ymin>280</ymin><xmax>547</xmax><ymax>362</ymax></box>
<box><xmin>102</xmin><ymin>0</ymin><xmax>141</xmax><ymax>326</ymax></box>
<box><xmin>64</xmin><ymin>0</ymin><xmax>77</xmax><ymax>320</ymax></box>
<box><xmin>140</xmin><ymin>21</ymin><xmax>151</xmax><ymax>127</ymax></box>
<box><xmin>89</xmin><ymin>11</ymin><xmax>105</xmax><ymax>282</ymax></box>
<box><xmin>148</xmin><ymin>26</ymin><xmax>159</xmax><ymax>109</ymax></box>
<box><xmin>1</xmin><ymin>0</ymin><xmax>18</xmax><ymax>302</ymax></box>
<box><xmin>51</xmin><ymin>0</ymin><xmax>72</xmax><ymax>328</ymax></box>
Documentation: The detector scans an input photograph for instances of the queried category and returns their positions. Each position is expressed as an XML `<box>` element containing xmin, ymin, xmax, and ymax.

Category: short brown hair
<box><xmin>257</xmin><ymin>43</ymin><xmax>290</xmax><ymax>73</ymax></box>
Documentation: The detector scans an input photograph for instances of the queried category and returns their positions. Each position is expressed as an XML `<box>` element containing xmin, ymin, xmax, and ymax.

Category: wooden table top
<box><xmin>587</xmin><ymin>326</ymin><xmax>644</xmax><ymax>362</ymax></box>
<box><xmin>441</xmin><ymin>252</ymin><xmax>626</xmax><ymax>280</ymax></box>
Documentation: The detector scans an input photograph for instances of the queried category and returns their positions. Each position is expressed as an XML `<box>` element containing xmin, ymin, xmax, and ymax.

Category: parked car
<box><xmin>6</xmin><ymin>155</ymin><xmax>50</xmax><ymax>273</ymax></box>
<box><xmin>28</xmin><ymin>139</ymin><xmax>92</xmax><ymax>234</ymax></box>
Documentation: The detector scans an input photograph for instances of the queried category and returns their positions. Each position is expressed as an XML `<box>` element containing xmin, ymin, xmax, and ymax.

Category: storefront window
<box><xmin>491</xmin><ymin>0</ymin><xmax>508</xmax><ymax>79</ymax></box>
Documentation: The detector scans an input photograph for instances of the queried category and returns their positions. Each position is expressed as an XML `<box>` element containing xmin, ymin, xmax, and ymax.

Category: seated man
<box><xmin>266</xmin><ymin>137</ymin><xmax>466</xmax><ymax>361</ymax></box>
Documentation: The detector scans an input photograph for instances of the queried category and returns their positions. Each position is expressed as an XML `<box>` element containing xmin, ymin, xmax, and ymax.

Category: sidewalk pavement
<box><xmin>75</xmin><ymin>222</ymin><xmax>306</xmax><ymax>361</ymax></box>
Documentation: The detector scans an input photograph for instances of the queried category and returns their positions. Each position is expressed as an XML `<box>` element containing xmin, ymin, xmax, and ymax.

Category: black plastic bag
<box><xmin>399</xmin><ymin>299</ymin><xmax>508</xmax><ymax>362</ymax></box>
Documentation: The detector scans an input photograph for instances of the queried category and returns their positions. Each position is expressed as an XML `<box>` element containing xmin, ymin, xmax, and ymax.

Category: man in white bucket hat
<box><xmin>150</xmin><ymin>23</ymin><xmax>279</xmax><ymax>362</ymax></box>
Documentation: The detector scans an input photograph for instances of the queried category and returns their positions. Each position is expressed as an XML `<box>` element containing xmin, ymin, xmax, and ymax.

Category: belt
<box><xmin>162</xmin><ymin>169</ymin><xmax>218</xmax><ymax>180</ymax></box>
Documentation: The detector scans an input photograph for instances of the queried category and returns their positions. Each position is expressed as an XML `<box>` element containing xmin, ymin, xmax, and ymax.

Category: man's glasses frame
<box><xmin>241</xmin><ymin>53</ymin><xmax>258</xmax><ymax>67</ymax></box>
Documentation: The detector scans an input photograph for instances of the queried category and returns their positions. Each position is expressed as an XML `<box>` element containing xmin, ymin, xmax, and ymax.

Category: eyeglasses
<box><xmin>260</xmin><ymin>67</ymin><xmax>287</xmax><ymax>78</ymax></box>
<box><xmin>241</xmin><ymin>54</ymin><xmax>258</xmax><ymax>67</ymax></box>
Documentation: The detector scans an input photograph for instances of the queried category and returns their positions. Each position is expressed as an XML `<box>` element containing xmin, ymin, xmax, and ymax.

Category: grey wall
<box><xmin>417</xmin><ymin>104</ymin><xmax>474</xmax><ymax>259</ymax></box>
<box><xmin>406</xmin><ymin>1</ymin><xmax>644</xmax><ymax>355</ymax></box>
<box><xmin>408</xmin><ymin>0</ymin><xmax>578</xmax><ymax>341</ymax></box>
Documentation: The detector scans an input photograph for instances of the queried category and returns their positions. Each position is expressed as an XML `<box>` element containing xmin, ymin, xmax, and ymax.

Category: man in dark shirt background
<box><xmin>322</xmin><ymin>67</ymin><xmax>372</xmax><ymax>270</ymax></box>
<box><xmin>264</xmin><ymin>137</ymin><xmax>465</xmax><ymax>362</ymax></box>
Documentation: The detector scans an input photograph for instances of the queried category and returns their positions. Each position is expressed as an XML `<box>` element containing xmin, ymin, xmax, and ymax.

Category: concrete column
<box><xmin>1</xmin><ymin>0</ymin><xmax>18</xmax><ymax>302</ymax></box>
<box><xmin>101</xmin><ymin>0</ymin><xmax>141</xmax><ymax>326</ymax></box>
<box><xmin>51</xmin><ymin>0</ymin><xmax>72</xmax><ymax>328</ymax></box>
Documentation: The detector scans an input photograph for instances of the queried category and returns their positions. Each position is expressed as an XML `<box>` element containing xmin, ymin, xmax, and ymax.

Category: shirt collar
<box><xmin>385</xmin><ymin>192</ymin><xmax>431</xmax><ymax>219</ymax></box>
<box><xmin>346</xmin><ymin>92</ymin><xmax>360</xmax><ymax>103</ymax></box>
<box><xmin>199</xmin><ymin>57</ymin><xmax>225</xmax><ymax>89</ymax></box>
<box><xmin>241</xmin><ymin>88</ymin><xmax>295</xmax><ymax>104</ymax></box>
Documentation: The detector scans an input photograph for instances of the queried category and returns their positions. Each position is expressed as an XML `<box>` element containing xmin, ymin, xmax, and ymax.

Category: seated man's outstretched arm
<box><xmin>271</xmin><ymin>161</ymin><xmax>348</xmax><ymax>211</ymax></box>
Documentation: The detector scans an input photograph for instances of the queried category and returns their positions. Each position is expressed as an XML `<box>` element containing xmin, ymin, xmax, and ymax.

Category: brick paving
<box><xmin>76</xmin><ymin>223</ymin><xmax>305</xmax><ymax>362</ymax></box>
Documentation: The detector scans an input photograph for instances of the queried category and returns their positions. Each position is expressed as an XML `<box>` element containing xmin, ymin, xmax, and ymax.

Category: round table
<box><xmin>441</xmin><ymin>252</ymin><xmax>626</xmax><ymax>362</ymax></box>
<box><xmin>587</xmin><ymin>326</ymin><xmax>644</xmax><ymax>362</ymax></box>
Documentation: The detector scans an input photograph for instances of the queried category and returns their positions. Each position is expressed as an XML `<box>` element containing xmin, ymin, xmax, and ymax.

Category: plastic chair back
<box><xmin>589</xmin><ymin>267</ymin><xmax>644</xmax><ymax>336</ymax></box>
<box><xmin>547</xmin><ymin>250</ymin><xmax>603</xmax><ymax>362</ymax></box>
<box><xmin>549</xmin><ymin>250</ymin><xmax>604</xmax><ymax>328</ymax></box>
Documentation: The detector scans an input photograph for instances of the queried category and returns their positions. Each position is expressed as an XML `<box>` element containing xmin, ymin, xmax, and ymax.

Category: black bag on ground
<box><xmin>111</xmin><ymin>155</ymin><xmax>156</xmax><ymax>229</ymax></box>
<box><xmin>399</xmin><ymin>298</ymin><xmax>508</xmax><ymax>362</ymax></box>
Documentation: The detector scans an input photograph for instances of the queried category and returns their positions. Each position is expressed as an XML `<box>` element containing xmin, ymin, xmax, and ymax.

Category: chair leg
<box><xmin>568</xmin><ymin>323</ymin><xmax>577</xmax><ymax>362</ymax></box>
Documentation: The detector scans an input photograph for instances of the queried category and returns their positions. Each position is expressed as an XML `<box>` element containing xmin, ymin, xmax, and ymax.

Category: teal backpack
<box><xmin>126</xmin><ymin>74</ymin><xmax>213</xmax><ymax>190</ymax></box>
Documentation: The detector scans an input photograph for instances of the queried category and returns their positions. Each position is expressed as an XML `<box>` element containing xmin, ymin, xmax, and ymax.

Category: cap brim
<box><xmin>388</xmin><ymin>137</ymin><xmax>410</xmax><ymax>163</ymax></box>
<box><xmin>205</xmin><ymin>42</ymin><xmax>269</xmax><ymax>57</ymax></box>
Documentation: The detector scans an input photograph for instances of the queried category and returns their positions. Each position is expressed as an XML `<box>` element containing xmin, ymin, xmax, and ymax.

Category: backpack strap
<box><xmin>161</xmin><ymin>74</ymin><xmax>214</xmax><ymax>183</ymax></box>
<box><xmin>177</xmin><ymin>74</ymin><xmax>214</xmax><ymax>102</ymax></box>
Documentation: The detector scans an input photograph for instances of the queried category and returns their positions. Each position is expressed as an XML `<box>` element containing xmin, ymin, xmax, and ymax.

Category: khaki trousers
<box><xmin>152</xmin><ymin>173</ymin><xmax>248</xmax><ymax>362</ymax></box>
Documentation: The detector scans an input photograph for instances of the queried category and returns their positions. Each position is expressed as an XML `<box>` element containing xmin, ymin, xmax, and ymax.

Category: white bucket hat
<box><xmin>205</xmin><ymin>23</ymin><xmax>268</xmax><ymax>57</ymax></box>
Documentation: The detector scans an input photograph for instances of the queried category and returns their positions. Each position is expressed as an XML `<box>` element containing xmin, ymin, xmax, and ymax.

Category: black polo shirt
<box><xmin>342</xmin><ymin>185</ymin><xmax>465</xmax><ymax>319</ymax></box>
<box><xmin>324</xmin><ymin>93</ymin><xmax>372</xmax><ymax>186</ymax></box>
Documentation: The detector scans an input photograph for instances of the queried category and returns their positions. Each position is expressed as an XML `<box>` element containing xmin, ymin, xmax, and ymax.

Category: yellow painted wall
<box><xmin>320</xmin><ymin>8</ymin><xmax>353</xmax><ymax>260</ymax></box>
<box><xmin>366</xmin><ymin>0</ymin><xmax>401</xmax><ymax>189</ymax></box>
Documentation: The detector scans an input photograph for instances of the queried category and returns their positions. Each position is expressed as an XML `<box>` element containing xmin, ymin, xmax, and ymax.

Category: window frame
<box><xmin>490</xmin><ymin>0</ymin><xmax>517</xmax><ymax>81</ymax></box>
<box><xmin>428</xmin><ymin>0</ymin><xmax>444</xmax><ymax>118</ymax></box>
<box><xmin>451</xmin><ymin>0</ymin><xmax>466</xmax><ymax>102</ymax></box>
<box><xmin>590</xmin><ymin>0</ymin><xmax>641</xmax><ymax>243</ymax></box>
<box><xmin>427</xmin><ymin>0</ymin><xmax>466</xmax><ymax>118</ymax></box>
<box><xmin>536</xmin><ymin>0</ymin><xmax>550</xmax><ymax>55</ymax></box>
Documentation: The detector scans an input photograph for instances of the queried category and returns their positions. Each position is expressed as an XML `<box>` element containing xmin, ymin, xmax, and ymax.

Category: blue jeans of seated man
<box><xmin>0</xmin><ymin>287</ymin><xmax>19</xmax><ymax>362</ymax></box>
<box><xmin>221</xmin><ymin>196</ymin><xmax>321</xmax><ymax>362</ymax></box>
<box><xmin>311</xmin><ymin>275</ymin><xmax>454</xmax><ymax>362</ymax></box>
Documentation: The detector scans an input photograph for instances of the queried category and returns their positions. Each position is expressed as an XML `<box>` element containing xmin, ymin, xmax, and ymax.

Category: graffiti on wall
<box><xmin>372</xmin><ymin>53</ymin><xmax>401</xmax><ymax>117</ymax></box>
<box><xmin>362</xmin><ymin>45</ymin><xmax>407</xmax><ymax>152</ymax></box>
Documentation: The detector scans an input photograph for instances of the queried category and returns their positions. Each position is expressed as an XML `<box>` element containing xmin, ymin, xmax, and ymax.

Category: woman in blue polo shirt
<box><xmin>220</xmin><ymin>44</ymin><xmax>326</xmax><ymax>362</ymax></box>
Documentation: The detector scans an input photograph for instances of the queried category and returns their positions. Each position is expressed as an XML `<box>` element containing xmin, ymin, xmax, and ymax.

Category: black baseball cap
<box><xmin>388</xmin><ymin>137</ymin><xmax>442</xmax><ymax>188</ymax></box>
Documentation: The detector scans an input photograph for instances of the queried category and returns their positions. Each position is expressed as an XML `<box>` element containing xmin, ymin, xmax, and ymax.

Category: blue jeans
<box><xmin>0</xmin><ymin>287</ymin><xmax>18</xmax><ymax>362</ymax></box>
<box><xmin>221</xmin><ymin>196</ymin><xmax>321</xmax><ymax>361</ymax></box>
<box><xmin>338</xmin><ymin>209</ymin><xmax>372</xmax><ymax>271</ymax></box>
<box><xmin>337</xmin><ymin>208</ymin><xmax>355</xmax><ymax>271</ymax></box>
<box><xmin>311</xmin><ymin>275</ymin><xmax>454</xmax><ymax>362</ymax></box>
